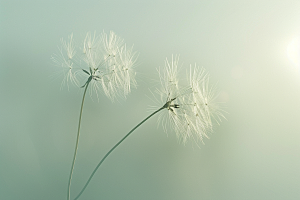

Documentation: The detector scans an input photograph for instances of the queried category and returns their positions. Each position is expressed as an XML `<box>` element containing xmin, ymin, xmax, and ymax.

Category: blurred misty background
<box><xmin>1</xmin><ymin>0</ymin><xmax>300</xmax><ymax>199</ymax></box>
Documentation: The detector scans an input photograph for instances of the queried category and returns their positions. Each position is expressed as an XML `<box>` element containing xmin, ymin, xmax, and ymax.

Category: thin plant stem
<box><xmin>74</xmin><ymin>107</ymin><xmax>164</xmax><ymax>200</ymax></box>
<box><xmin>67</xmin><ymin>81</ymin><xmax>90</xmax><ymax>200</ymax></box>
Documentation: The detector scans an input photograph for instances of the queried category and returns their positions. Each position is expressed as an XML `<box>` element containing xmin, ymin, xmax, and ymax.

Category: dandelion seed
<box><xmin>118</xmin><ymin>45</ymin><xmax>138</xmax><ymax>96</ymax></box>
<box><xmin>51</xmin><ymin>33</ymin><xmax>79</xmax><ymax>90</ymax></box>
<box><xmin>102</xmin><ymin>31</ymin><xmax>124</xmax><ymax>58</ymax></box>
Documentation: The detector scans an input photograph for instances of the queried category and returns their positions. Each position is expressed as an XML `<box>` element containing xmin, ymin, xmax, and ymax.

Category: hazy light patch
<box><xmin>231</xmin><ymin>67</ymin><xmax>243</xmax><ymax>79</ymax></box>
<box><xmin>287</xmin><ymin>37</ymin><xmax>300</xmax><ymax>67</ymax></box>
<box><xmin>218</xmin><ymin>90</ymin><xmax>230</xmax><ymax>103</ymax></box>
<box><xmin>10</xmin><ymin>133</ymin><xmax>42</xmax><ymax>174</ymax></box>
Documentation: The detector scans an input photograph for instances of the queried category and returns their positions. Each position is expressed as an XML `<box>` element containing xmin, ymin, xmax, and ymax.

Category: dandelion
<box><xmin>152</xmin><ymin>55</ymin><xmax>225</xmax><ymax>144</ymax></box>
<box><xmin>52</xmin><ymin>31</ymin><xmax>138</xmax><ymax>200</ymax></box>
<box><xmin>73</xmin><ymin>55</ymin><xmax>225</xmax><ymax>200</ymax></box>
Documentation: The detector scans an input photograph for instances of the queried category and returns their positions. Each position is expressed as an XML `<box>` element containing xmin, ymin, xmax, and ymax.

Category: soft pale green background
<box><xmin>1</xmin><ymin>0</ymin><xmax>300</xmax><ymax>199</ymax></box>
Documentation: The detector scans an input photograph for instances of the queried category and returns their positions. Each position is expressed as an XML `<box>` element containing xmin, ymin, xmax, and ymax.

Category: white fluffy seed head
<box><xmin>154</xmin><ymin>56</ymin><xmax>225</xmax><ymax>145</ymax></box>
<box><xmin>52</xmin><ymin>31</ymin><xmax>138</xmax><ymax>101</ymax></box>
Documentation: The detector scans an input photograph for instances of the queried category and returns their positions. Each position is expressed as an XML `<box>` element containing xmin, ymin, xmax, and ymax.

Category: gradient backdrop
<box><xmin>1</xmin><ymin>0</ymin><xmax>300</xmax><ymax>200</ymax></box>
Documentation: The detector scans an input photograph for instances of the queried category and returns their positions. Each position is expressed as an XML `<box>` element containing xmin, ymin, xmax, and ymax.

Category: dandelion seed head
<box><xmin>52</xmin><ymin>31</ymin><xmax>138</xmax><ymax>101</ymax></box>
<box><xmin>153</xmin><ymin>56</ymin><xmax>225</xmax><ymax>145</ymax></box>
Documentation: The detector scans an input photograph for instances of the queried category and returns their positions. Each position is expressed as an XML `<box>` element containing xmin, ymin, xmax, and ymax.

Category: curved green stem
<box><xmin>74</xmin><ymin>107</ymin><xmax>164</xmax><ymax>200</ymax></box>
<box><xmin>67</xmin><ymin>81</ymin><xmax>90</xmax><ymax>200</ymax></box>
